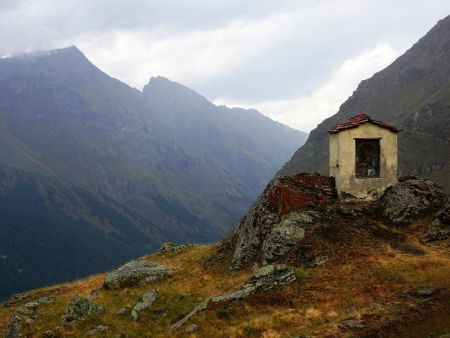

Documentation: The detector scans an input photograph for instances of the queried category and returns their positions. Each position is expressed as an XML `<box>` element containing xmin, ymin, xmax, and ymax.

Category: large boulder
<box><xmin>378</xmin><ymin>179</ymin><xmax>447</xmax><ymax>225</ymax></box>
<box><xmin>103</xmin><ymin>259</ymin><xmax>173</xmax><ymax>289</ymax></box>
<box><xmin>229</xmin><ymin>173</ymin><xmax>336</xmax><ymax>269</ymax></box>
<box><xmin>61</xmin><ymin>296</ymin><xmax>105</xmax><ymax>325</ymax></box>
<box><xmin>131</xmin><ymin>290</ymin><xmax>159</xmax><ymax>321</ymax></box>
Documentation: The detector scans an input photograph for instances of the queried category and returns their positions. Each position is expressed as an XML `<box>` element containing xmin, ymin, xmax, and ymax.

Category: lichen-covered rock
<box><xmin>229</xmin><ymin>173</ymin><xmax>335</xmax><ymax>269</ymax></box>
<box><xmin>378</xmin><ymin>179</ymin><xmax>447</xmax><ymax>225</ymax></box>
<box><xmin>61</xmin><ymin>296</ymin><xmax>105</xmax><ymax>325</ymax></box>
<box><xmin>267</xmin><ymin>174</ymin><xmax>337</xmax><ymax>215</ymax></box>
<box><xmin>261</xmin><ymin>220</ymin><xmax>305</xmax><ymax>264</ymax></box>
<box><xmin>3</xmin><ymin>297</ymin><xmax>53</xmax><ymax>338</ymax></box>
<box><xmin>103</xmin><ymin>259</ymin><xmax>173</xmax><ymax>289</ymax></box>
<box><xmin>171</xmin><ymin>264</ymin><xmax>295</xmax><ymax>330</ymax></box>
<box><xmin>131</xmin><ymin>290</ymin><xmax>159</xmax><ymax>321</ymax></box>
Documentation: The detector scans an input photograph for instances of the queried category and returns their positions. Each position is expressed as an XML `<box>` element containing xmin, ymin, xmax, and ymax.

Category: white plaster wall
<box><xmin>329</xmin><ymin>122</ymin><xmax>398</xmax><ymax>199</ymax></box>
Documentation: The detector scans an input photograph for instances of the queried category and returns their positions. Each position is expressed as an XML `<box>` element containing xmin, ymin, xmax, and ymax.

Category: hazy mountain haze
<box><xmin>0</xmin><ymin>46</ymin><xmax>307</xmax><ymax>299</ymax></box>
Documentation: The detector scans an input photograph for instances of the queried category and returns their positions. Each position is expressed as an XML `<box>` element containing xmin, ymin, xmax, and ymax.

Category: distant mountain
<box><xmin>279</xmin><ymin>15</ymin><xmax>450</xmax><ymax>192</ymax></box>
<box><xmin>0</xmin><ymin>46</ymin><xmax>307</xmax><ymax>299</ymax></box>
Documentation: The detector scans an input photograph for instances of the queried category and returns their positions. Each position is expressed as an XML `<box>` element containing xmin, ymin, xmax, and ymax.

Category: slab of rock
<box><xmin>61</xmin><ymin>296</ymin><xmax>105</xmax><ymax>325</ymax></box>
<box><xmin>410</xmin><ymin>287</ymin><xmax>435</xmax><ymax>299</ymax></box>
<box><xmin>378</xmin><ymin>179</ymin><xmax>447</xmax><ymax>225</ymax></box>
<box><xmin>86</xmin><ymin>325</ymin><xmax>109</xmax><ymax>335</ymax></box>
<box><xmin>3</xmin><ymin>297</ymin><xmax>53</xmax><ymax>338</ymax></box>
<box><xmin>116</xmin><ymin>305</ymin><xmax>131</xmax><ymax>316</ymax></box>
<box><xmin>103</xmin><ymin>259</ymin><xmax>173</xmax><ymax>289</ymax></box>
<box><xmin>131</xmin><ymin>290</ymin><xmax>159</xmax><ymax>321</ymax></box>
<box><xmin>171</xmin><ymin>265</ymin><xmax>295</xmax><ymax>330</ymax></box>
<box><xmin>341</xmin><ymin>319</ymin><xmax>365</xmax><ymax>329</ymax></box>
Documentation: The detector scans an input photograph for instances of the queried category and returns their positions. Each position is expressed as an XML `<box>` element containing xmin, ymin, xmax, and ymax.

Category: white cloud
<box><xmin>1</xmin><ymin>0</ymin><xmax>450</xmax><ymax>132</ymax></box>
<box><xmin>215</xmin><ymin>43</ymin><xmax>400</xmax><ymax>132</ymax></box>
<box><xmin>71</xmin><ymin>14</ymin><xmax>289</xmax><ymax>89</ymax></box>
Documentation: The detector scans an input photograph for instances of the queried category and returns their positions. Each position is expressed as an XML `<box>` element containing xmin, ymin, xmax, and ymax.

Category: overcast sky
<box><xmin>1</xmin><ymin>0</ymin><xmax>450</xmax><ymax>132</ymax></box>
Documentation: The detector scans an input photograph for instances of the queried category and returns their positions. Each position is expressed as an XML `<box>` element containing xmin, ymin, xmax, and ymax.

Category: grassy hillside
<box><xmin>1</xmin><ymin>217</ymin><xmax>449</xmax><ymax>337</ymax></box>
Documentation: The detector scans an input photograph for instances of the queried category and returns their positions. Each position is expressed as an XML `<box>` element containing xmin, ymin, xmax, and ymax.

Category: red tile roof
<box><xmin>328</xmin><ymin>113</ymin><xmax>399</xmax><ymax>133</ymax></box>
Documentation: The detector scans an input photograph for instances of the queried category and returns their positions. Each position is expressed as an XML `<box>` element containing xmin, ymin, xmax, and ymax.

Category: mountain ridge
<box><xmin>0</xmin><ymin>46</ymin><xmax>307</xmax><ymax>300</ymax></box>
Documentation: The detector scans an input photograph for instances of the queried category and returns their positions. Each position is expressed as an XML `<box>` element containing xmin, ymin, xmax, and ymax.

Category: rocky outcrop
<box><xmin>171</xmin><ymin>264</ymin><xmax>295</xmax><ymax>330</ymax></box>
<box><xmin>229</xmin><ymin>173</ymin><xmax>335</xmax><ymax>269</ymax></box>
<box><xmin>159</xmin><ymin>242</ymin><xmax>190</xmax><ymax>254</ymax></box>
<box><xmin>3</xmin><ymin>297</ymin><xmax>53</xmax><ymax>338</ymax></box>
<box><xmin>378</xmin><ymin>178</ymin><xmax>447</xmax><ymax>225</ymax></box>
<box><xmin>131</xmin><ymin>290</ymin><xmax>159</xmax><ymax>321</ymax></box>
<box><xmin>103</xmin><ymin>259</ymin><xmax>173</xmax><ymax>289</ymax></box>
<box><xmin>61</xmin><ymin>296</ymin><xmax>105</xmax><ymax>325</ymax></box>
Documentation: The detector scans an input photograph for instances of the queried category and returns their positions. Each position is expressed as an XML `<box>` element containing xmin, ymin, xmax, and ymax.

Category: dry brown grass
<box><xmin>0</xmin><ymin>232</ymin><xmax>449</xmax><ymax>337</ymax></box>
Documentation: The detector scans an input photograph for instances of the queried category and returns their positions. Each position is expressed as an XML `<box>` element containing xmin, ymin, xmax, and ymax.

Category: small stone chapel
<box><xmin>328</xmin><ymin>113</ymin><xmax>399</xmax><ymax>199</ymax></box>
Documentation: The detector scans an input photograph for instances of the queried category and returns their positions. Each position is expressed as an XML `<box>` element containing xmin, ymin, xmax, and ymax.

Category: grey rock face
<box><xmin>228</xmin><ymin>173</ymin><xmax>334</xmax><ymax>269</ymax></box>
<box><xmin>3</xmin><ymin>297</ymin><xmax>53</xmax><ymax>338</ymax></box>
<box><xmin>230</xmin><ymin>190</ymin><xmax>280</xmax><ymax>269</ymax></box>
<box><xmin>86</xmin><ymin>325</ymin><xmax>109</xmax><ymax>335</ymax></box>
<box><xmin>61</xmin><ymin>296</ymin><xmax>105</xmax><ymax>325</ymax></box>
<box><xmin>262</xmin><ymin>219</ymin><xmax>305</xmax><ymax>264</ymax></box>
<box><xmin>378</xmin><ymin>179</ymin><xmax>447</xmax><ymax>225</ymax></box>
<box><xmin>131</xmin><ymin>290</ymin><xmax>159</xmax><ymax>321</ymax></box>
<box><xmin>171</xmin><ymin>264</ymin><xmax>295</xmax><ymax>330</ymax></box>
<box><xmin>103</xmin><ymin>259</ymin><xmax>173</xmax><ymax>289</ymax></box>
